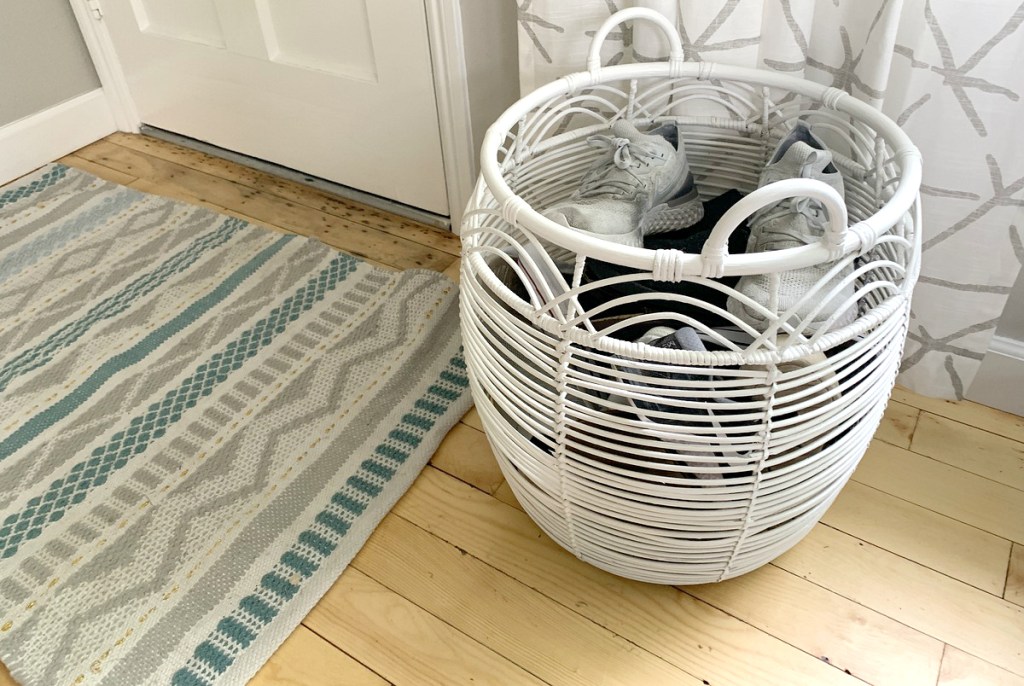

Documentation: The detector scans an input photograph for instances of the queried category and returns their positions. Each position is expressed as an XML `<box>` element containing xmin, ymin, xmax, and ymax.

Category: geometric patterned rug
<box><xmin>0</xmin><ymin>164</ymin><xmax>470</xmax><ymax>685</ymax></box>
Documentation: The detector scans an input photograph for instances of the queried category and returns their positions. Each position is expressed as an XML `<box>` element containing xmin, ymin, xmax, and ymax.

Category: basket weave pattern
<box><xmin>460</xmin><ymin>10</ymin><xmax>921</xmax><ymax>585</ymax></box>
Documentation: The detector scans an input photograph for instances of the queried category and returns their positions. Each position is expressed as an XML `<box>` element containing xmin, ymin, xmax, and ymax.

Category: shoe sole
<box><xmin>641</xmin><ymin>190</ymin><xmax>704</xmax><ymax>236</ymax></box>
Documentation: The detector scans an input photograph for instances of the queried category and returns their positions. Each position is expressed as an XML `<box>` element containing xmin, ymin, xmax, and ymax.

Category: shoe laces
<box><xmin>751</xmin><ymin>197</ymin><xmax>828</xmax><ymax>251</ymax></box>
<box><xmin>577</xmin><ymin>135</ymin><xmax>664</xmax><ymax>199</ymax></box>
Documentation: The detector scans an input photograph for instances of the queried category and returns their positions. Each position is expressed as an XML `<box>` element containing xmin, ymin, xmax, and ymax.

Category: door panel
<box><xmin>104</xmin><ymin>0</ymin><xmax>449</xmax><ymax>214</ymax></box>
<box><xmin>130</xmin><ymin>0</ymin><xmax>225</xmax><ymax>47</ymax></box>
<box><xmin>260</xmin><ymin>0</ymin><xmax>377</xmax><ymax>80</ymax></box>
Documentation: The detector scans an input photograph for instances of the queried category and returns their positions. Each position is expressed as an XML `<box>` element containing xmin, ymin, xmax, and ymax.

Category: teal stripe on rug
<box><xmin>0</xmin><ymin>250</ymin><xmax>360</xmax><ymax>558</ymax></box>
<box><xmin>0</xmin><ymin>235</ymin><xmax>292</xmax><ymax>465</ymax></box>
<box><xmin>0</xmin><ymin>187</ymin><xmax>135</xmax><ymax>286</ymax></box>
<box><xmin>0</xmin><ymin>216</ymin><xmax>249</xmax><ymax>394</ymax></box>
<box><xmin>0</xmin><ymin>165</ymin><xmax>67</xmax><ymax>210</ymax></box>
<box><xmin>172</xmin><ymin>351</ymin><xmax>469</xmax><ymax>686</ymax></box>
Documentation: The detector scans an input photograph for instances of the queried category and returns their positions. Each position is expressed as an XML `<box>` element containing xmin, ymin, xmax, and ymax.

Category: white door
<box><xmin>102</xmin><ymin>0</ymin><xmax>449</xmax><ymax>215</ymax></box>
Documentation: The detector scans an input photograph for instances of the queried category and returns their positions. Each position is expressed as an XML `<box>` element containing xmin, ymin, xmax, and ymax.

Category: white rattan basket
<box><xmin>460</xmin><ymin>8</ymin><xmax>922</xmax><ymax>585</ymax></box>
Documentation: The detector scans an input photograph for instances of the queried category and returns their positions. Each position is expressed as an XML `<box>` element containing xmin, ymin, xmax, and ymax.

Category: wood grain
<box><xmin>853</xmin><ymin>440</ymin><xmax>1024</xmax><ymax>544</ymax></box>
<box><xmin>492</xmin><ymin>480</ymin><xmax>522</xmax><ymax>511</ymax></box>
<box><xmin>821</xmin><ymin>480</ymin><xmax>1012</xmax><ymax>595</ymax></box>
<box><xmin>938</xmin><ymin>646</ymin><xmax>1024</xmax><ymax>686</ymax></box>
<box><xmin>103</xmin><ymin>132</ymin><xmax>462</xmax><ymax>257</ymax></box>
<box><xmin>891</xmin><ymin>386</ymin><xmax>1024</xmax><ymax>445</ymax></box>
<box><xmin>353</xmin><ymin>511</ymin><xmax>701</xmax><ymax>686</ymax></box>
<box><xmin>128</xmin><ymin>178</ymin><xmax>235</xmax><ymax>216</ymax></box>
<box><xmin>1008</xmin><ymin>544</ymin><xmax>1024</xmax><ymax>608</ymax></box>
<box><xmin>393</xmin><ymin>466</ymin><xmax>860</xmax><ymax>686</ymax></box>
<box><xmin>249</xmin><ymin>625</ymin><xmax>387</xmax><ymax>686</ymax></box>
<box><xmin>441</xmin><ymin>256</ymin><xmax>461</xmax><ymax>284</ymax></box>
<box><xmin>58</xmin><ymin>155</ymin><xmax>137</xmax><ymax>186</ymax></box>
<box><xmin>73</xmin><ymin>140</ymin><xmax>454</xmax><ymax>273</ymax></box>
<box><xmin>428</xmin><ymin>423</ymin><xmax>505</xmax><ymax>494</ymax></box>
<box><xmin>875</xmin><ymin>400</ymin><xmax>920</xmax><ymax>449</ymax></box>
<box><xmin>459</xmin><ymin>405</ymin><xmax>483</xmax><ymax>432</ymax></box>
<box><xmin>775</xmin><ymin>524</ymin><xmax>1024</xmax><ymax>676</ymax></box>
<box><xmin>911</xmin><ymin>412</ymin><xmax>1024</xmax><ymax>490</ymax></box>
<box><xmin>305</xmin><ymin>567</ymin><xmax>541</xmax><ymax>686</ymax></box>
<box><xmin>688</xmin><ymin>563</ymin><xmax>943</xmax><ymax>686</ymax></box>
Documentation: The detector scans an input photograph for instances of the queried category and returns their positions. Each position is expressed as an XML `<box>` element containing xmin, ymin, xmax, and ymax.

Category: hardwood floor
<box><xmin>2</xmin><ymin>134</ymin><xmax>1022</xmax><ymax>685</ymax></box>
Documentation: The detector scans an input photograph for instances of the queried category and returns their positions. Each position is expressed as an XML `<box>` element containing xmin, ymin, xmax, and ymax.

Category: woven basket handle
<box><xmin>697</xmin><ymin>178</ymin><xmax>848</xmax><ymax>278</ymax></box>
<box><xmin>586</xmin><ymin>8</ymin><xmax>684</xmax><ymax>73</ymax></box>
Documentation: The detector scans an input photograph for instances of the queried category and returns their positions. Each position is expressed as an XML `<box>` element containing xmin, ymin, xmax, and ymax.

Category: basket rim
<box><xmin>475</xmin><ymin>60</ymin><xmax>922</xmax><ymax>279</ymax></box>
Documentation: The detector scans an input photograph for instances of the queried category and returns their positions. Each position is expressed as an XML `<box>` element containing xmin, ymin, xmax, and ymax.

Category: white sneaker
<box><xmin>542</xmin><ymin>120</ymin><xmax>702</xmax><ymax>269</ymax></box>
<box><xmin>728</xmin><ymin>122</ymin><xmax>856</xmax><ymax>334</ymax></box>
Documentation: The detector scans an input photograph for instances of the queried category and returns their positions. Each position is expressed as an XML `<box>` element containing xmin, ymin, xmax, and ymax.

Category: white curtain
<box><xmin>517</xmin><ymin>0</ymin><xmax>1024</xmax><ymax>399</ymax></box>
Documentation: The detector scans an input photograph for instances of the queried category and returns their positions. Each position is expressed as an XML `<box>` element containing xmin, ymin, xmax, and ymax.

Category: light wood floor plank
<box><xmin>128</xmin><ymin>178</ymin><xmax>234</xmax><ymax>215</ymax></box>
<box><xmin>876</xmin><ymin>400</ymin><xmax>920</xmax><ymax>449</ymax></box>
<box><xmin>393</xmin><ymin>466</ymin><xmax>860</xmax><ymax>686</ymax></box>
<box><xmin>428</xmin><ymin>423</ymin><xmax>505</xmax><ymax>495</ymax></box>
<box><xmin>892</xmin><ymin>386</ymin><xmax>1024</xmax><ymax>445</ymax></box>
<box><xmin>459</xmin><ymin>405</ymin><xmax>483</xmax><ymax>432</ymax></box>
<box><xmin>442</xmin><ymin>257</ymin><xmax>461</xmax><ymax>284</ymax></box>
<box><xmin>821</xmin><ymin>480</ymin><xmax>1012</xmax><ymax>595</ymax></box>
<box><xmin>354</xmin><ymin>511</ymin><xmax>701</xmax><ymax>686</ymax></box>
<box><xmin>73</xmin><ymin>140</ymin><xmax>454</xmax><ymax>273</ymax></box>
<box><xmin>0</xmin><ymin>661</ymin><xmax>16</xmax><ymax>686</ymax></box>
<box><xmin>688</xmin><ymin>563</ymin><xmax>943</xmax><ymax>686</ymax></box>
<box><xmin>105</xmin><ymin>132</ymin><xmax>462</xmax><ymax>257</ymax></box>
<box><xmin>249</xmin><ymin>624</ymin><xmax>387</xmax><ymax>686</ymax></box>
<box><xmin>305</xmin><ymin>568</ymin><xmax>541</xmax><ymax>686</ymax></box>
<box><xmin>492</xmin><ymin>480</ymin><xmax>521</xmax><ymax>511</ymax></box>
<box><xmin>774</xmin><ymin>524</ymin><xmax>1024</xmax><ymax>676</ymax></box>
<box><xmin>1008</xmin><ymin>544</ymin><xmax>1024</xmax><ymax>607</ymax></box>
<box><xmin>939</xmin><ymin>646</ymin><xmax>1024</xmax><ymax>686</ymax></box>
<box><xmin>853</xmin><ymin>440</ymin><xmax>1024</xmax><ymax>544</ymax></box>
<box><xmin>911</xmin><ymin>412</ymin><xmax>1024</xmax><ymax>491</ymax></box>
<box><xmin>57</xmin><ymin>155</ymin><xmax>137</xmax><ymax>186</ymax></box>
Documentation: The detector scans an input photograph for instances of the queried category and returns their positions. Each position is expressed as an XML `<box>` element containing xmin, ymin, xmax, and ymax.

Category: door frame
<box><xmin>69</xmin><ymin>0</ymin><xmax>475</xmax><ymax>228</ymax></box>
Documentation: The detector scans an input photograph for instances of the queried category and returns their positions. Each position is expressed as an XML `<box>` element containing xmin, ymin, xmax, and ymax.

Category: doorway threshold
<box><xmin>140</xmin><ymin>126</ymin><xmax>452</xmax><ymax>231</ymax></box>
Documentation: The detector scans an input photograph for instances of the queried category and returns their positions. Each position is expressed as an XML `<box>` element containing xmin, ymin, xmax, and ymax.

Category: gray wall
<box><xmin>0</xmin><ymin>0</ymin><xmax>100</xmax><ymax>126</ymax></box>
<box><xmin>459</xmin><ymin>1</ymin><xmax>519</xmax><ymax>175</ymax></box>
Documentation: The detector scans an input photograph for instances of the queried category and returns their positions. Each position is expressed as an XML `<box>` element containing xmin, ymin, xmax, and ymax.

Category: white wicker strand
<box><xmin>461</xmin><ymin>8</ymin><xmax>920</xmax><ymax>584</ymax></box>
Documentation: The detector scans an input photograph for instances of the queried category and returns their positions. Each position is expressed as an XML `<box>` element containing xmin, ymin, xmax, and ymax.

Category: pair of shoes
<box><xmin>577</xmin><ymin>190</ymin><xmax>751</xmax><ymax>336</ymax></box>
<box><xmin>727</xmin><ymin>122</ymin><xmax>857</xmax><ymax>333</ymax></box>
<box><xmin>543</xmin><ymin>119</ymin><xmax>856</xmax><ymax>335</ymax></box>
<box><xmin>542</xmin><ymin>120</ymin><xmax>703</xmax><ymax>268</ymax></box>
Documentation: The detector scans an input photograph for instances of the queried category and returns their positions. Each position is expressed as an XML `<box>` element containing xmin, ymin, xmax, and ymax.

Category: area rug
<box><xmin>0</xmin><ymin>164</ymin><xmax>470</xmax><ymax>685</ymax></box>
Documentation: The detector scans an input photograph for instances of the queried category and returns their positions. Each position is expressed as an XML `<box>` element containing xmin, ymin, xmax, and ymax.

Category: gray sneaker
<box><xmin>542</xmin><ymin>120</ymin><xmax>702</xmax><ymax>268</ymax></box>
<box><xmin>727</xmin><ymin>122</ymin><xmax>856</xmax><ymax>334</ymax></box>
<box><xmin>610</xmin><ymin>326</ymin><xmax>750</xmax><ymax>481</ymax></box>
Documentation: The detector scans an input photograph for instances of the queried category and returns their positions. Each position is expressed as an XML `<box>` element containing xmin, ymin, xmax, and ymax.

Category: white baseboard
<box><xmin>988</xmin><ymin>334</ymin><xmax>1024</xmax><ymax>362</ymax></box>
<box><xmin>966</xmin><ymin>335</ymin><xmax>1024</xmax><ymax>416</ymax></box>
<box><xmin>0</xmin><ymin>89</ymin><xmax>117</xmax><ymax>186</ymax></box>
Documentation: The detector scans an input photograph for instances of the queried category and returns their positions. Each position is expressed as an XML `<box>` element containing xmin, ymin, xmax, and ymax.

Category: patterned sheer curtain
<box><xmin>517</xmin><ymin>0</ymin><xmax>1024</xmax><ymax>399</ymax></box>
